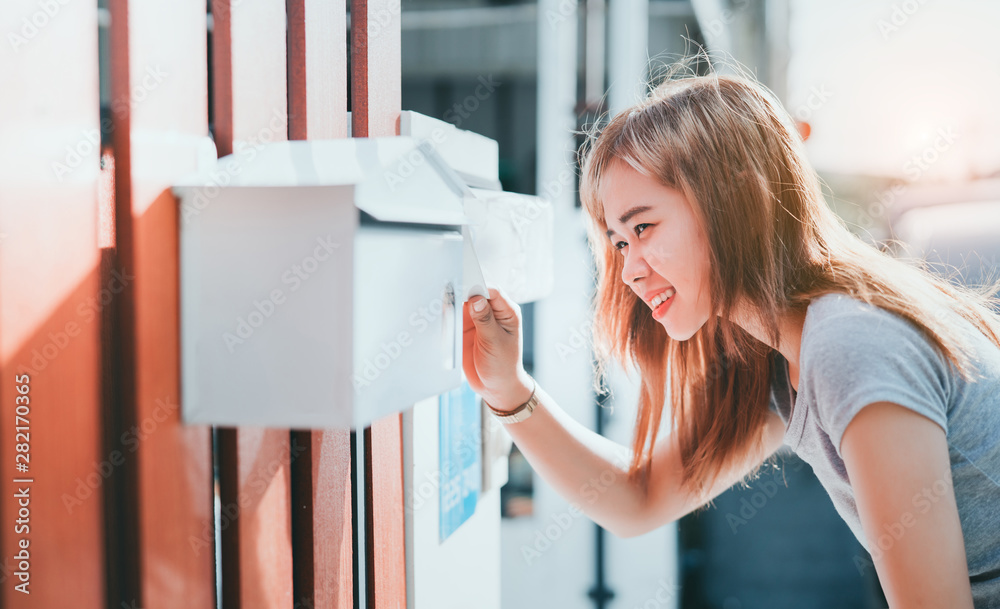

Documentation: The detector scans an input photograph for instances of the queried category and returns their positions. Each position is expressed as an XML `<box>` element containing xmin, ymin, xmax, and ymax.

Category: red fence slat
<box><xmin>108</xmin><ymin>0</ymin><xmax>217</xmax><ymax>606</ymax></box>
<box><xmin>0</xmin><ymin>2</ymin><xmax>105</xmax><ymax>606</ymax></box>
<box><xmin>287</xmin><ymin>0</ymin><xmax>353</xmax><ymax>607</ymax></box>
<box><xmin>350</xmin><ymin>1</ymin><xmax>406</xmax><ymax>607</ymax></box>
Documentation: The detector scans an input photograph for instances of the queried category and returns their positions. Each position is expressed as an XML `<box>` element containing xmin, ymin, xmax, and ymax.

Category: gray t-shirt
<box><xmin>768</xmin><ymin>292</ymin><xmax>1000</xmax><ymax>606</ymax></box>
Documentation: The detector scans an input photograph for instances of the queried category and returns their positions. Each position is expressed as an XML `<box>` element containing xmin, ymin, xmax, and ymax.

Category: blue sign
<box><xmin>439</xmin><ymin>380</ymin><xmax>482</xmax><ymax>541</ymax></box>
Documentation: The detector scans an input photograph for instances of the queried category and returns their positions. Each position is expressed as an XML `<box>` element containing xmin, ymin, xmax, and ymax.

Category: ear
<box><xmin>795</xmin><ymin>120</ymin><xmax>811</xmax><ymax>142</ymax></box>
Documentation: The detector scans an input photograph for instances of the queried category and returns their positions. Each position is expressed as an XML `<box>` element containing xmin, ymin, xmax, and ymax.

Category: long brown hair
<box><xmin>578</xmin><ymin>56</ymin><xmax>1000</xmax><ymax>504</ymax></box>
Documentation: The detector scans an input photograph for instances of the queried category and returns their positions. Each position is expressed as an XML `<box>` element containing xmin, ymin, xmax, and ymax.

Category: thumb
<box><xmin>469</xmin><ymin>296</ymin><xmax>500</xmax><ymax>338</ymax></box>
<box><xmin>483</xmin><ymin>287</ymin><xmax>519</xmax><ymax>333</ymax></box>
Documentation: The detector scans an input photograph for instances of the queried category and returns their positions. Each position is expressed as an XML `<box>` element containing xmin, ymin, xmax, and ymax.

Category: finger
<box><xmin>468</xmin><ymin>294</ymin><xmax>500</xmax><ymax>340</ymax></box>
<box><xmin>484</xmin><ymin>286</ymin><xmax>520</xmax><ymax>333</ymax></box>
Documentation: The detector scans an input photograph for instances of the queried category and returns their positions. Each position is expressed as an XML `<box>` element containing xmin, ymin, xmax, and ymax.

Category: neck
<box><xmin>727</xmin><ymin>298</ymin><xmax>806</xmax><ymax>384</ymax></box>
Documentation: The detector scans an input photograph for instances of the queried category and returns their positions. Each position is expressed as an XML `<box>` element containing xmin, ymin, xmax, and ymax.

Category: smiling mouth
<box><xmin>651</xmin><ymin>288</ymin><xmax>675</xmax><ymax>318</ymax></box>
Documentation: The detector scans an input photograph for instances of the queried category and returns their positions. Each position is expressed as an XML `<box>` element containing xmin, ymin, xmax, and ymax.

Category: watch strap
<box><xmin>485</xmin><ymin>379</ymin><xmax>538</xmax><ymax>424</ymax></box>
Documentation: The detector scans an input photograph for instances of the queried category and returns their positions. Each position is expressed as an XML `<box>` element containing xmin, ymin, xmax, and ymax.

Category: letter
<box><xmin>65</xmin><ymin>321</ymin><xmax>80</xmax><ymax>338</ymax></box>
<box><xmin>381</xmin><ymin>340</ymin><xmax>402</xmax><ymax>359</ymax></box>
<box><xmin>877</xmin><ymin>19</ymin><xmax>897</xmax><ymax>39</ymax></box>
<box><xmin>738</xmin><ymin>497</ymin><xmax>757</xmax><ymax>520</ymax></box>
<box><xmin>282</xmin><ymin>269</ymin><xmax>302</xmax><ymax>291</ymax></box>
<box><xmin>110</xmin><ymin>450</ymin><xmax>125</xmax><ymax>466</ymax></box>
<box><xmin>77</xmin><ymin>300</ymin><xmax>96</xmax><ymax>324</ymax></box>
<box><xmin>884</xmin><ymin>520</ymin><xmax>905</xmax><ymax>540</ymax></box>
<box><xmin>902</xmin><ymin>160</ymin><xmax>921</xmax><ymax>182</ymax></box>
<box><xmin>521</xmin><ymin>544</ymin><xmax>542</xmax><ymax>565</ymax></box>
<box><xmin>235</xmin><ymin>317</ymin><xmax>253</xmax><ymax>339</ymax></box>
<box><xmin>889</xmin><ymin>4</ymin><xmax>908</xmax><ymax>25</ymax></box>
<box><xmin>564</xmin><ymin>327</ymin><xmax>587</xmax><ymax>352</ymax></box>
<box><xmin>71</xmin><ymin>477</ymin><xmax>91</xmax><ymax>500</ymax></box>
<box><xmin>222</xmin><ymin>333</ymin><xmax>243</xmax><ymax>354</ymax></box>
<box><xmin>409</xmin><ymin>312</ymin><xmax>429</xmax><ymax>333</ymax></box>
<box><xmin>113</xmin><ymin>267</ymin><xmax>136</xmax><ymax>285</ymax></box>
<box><xmin>545</xmin><ymin>8</ymin><xmax>564</xmax><ymax>27</ymax></box>
<box><xmin>63</xmin><ymin>492</ymin><xmax>83</xmax><ymax>514</ymax></box>
<box><xmin>15</xmin><ymin>549</ymin><xmax>28</xmax><ymax>560</ymax></box>
<box><xmin>877</xmin><ymin>533</ymin><xmax>893</xmax><ymax>551</ymax></box>
<box><xmin>900</xmin><ymin>511</ymin><xmax>916</xmax><ymax>528</ymax></box>
<box><xmin>556</xmin><ymin>342</ymin><xmax>575</xmax><ymax>361</ymax></box>
<box><xmin>463</xmin><ymin>96</ymin><xmax>480</xmax><ymax>114</ymax></box>
<box><xmin>301</xmin><ymin>256</ymin><xmax>318</xmax><ymax>274</ymax></box>
<box><xmin>544</xmin><ymin>524</ymin><xmax>563</xmax><ymax>541</ymax></box>
<box><xmin>8</xmin><ymin>32</ymin><xmax>30</xmax><ymax>54</ymax></box>
<box><xmin>249</xmin><ymin>475</ymin><xmax>267</xmax><ymax>498</ymax></box>
<box><xmin>189</xmin><ymin>534</ymin><xmax>211</xmax><ymax>556</ymax></box>
<box><xmin>121</xmin><ymin>429</ymin><xmax>140</xmax><ymax>452</ymax></box>
<box><xmin>148</xmin><ymin>64</ymin><xmax>168</xmax><ymax>84</ymax></box>
<box><xmin>397</xmin><ymin>331</ymin><xmax>412</xmax><ymax>347</ymax></box>
<box><xmin>220</xmin><ymin>501</ymin><xmax>240</xmax><ymax>524</ymax></box>
<box><xmin>727</xmin><ymin>513</ymin><xmax>748</xmax><ymax>534</ymax></box>
<box><xmin>937</xmin><ymin>126</ymin><xmax>959</xmax><ymax>146</ymax></box>
<box><xmin>477</xmin><ymin>74</ymin><xmax>500</xmax><ymax>94</ymax></box>
<box><xmin>511</xmin><ymin>209</ymin><xmax>532</xmax><ymax>233</ymax></box>
<box><xmin>52</xmin><ymin>161</ymin><xmax>72</xmax><ymax>181</ymax></box>
<box><xmin>153</xmin><ymin>404</ymin><xmax>169</xmax><ymax>423</ymax></box>
<box><xmin>760</xmin><ymin>479</ymin><xmax>778</xmax><ymax>498</ymax></box>
<box><xmin>567</xmin><ymin>502</ymin><xmax>584</xmax><ymax>518</ymax></box>
<box><xmin>97</xmin><ymin>458</ymin><xmax>114</xmax><ymax>478</ymax></box>
<box><xmin>48</xmin><ymin>329</ymin><xmax>69</xmax><ymax>349</ymax></box>
<box><xmin>853</xmin><ymin>553</ymin><xmax>875</xmax><ymax>575</ymax></box>
<box><xmin>253</xmin><ymin>299</ymin><xmax>275</xmax><ymax>318</ymax></box>
<box><xmin>316</xmin><ymin>235</ymin><xmax>339</xmax><ymax>255</ymax></box>
<box><xmin>271</xmin><ymin>289</ymin><xmax>286</xmax><ymax>305</ymax></box>
<box><xmin>385</xmin><ymin>171</ymin><xmax>404</xmax><ymax>190</ymax></box>
<box><xmin>15</xmin><ymin>582</ymin><xmax>28</xmax><ymax>594</ymax></box>
<box><xmin>552</xmin><ymin>510</ymin><xmax>573</xmax><ymax>530</ymax></box>
<box><xmin>27</xmin><ymin>349</ymin><xmax>47</xmax><ymax>372</ymax></box>
<box><xmin>581</xmin><ymin>484</ymin><xmax>599</xmax><ymax>504</ymax></box>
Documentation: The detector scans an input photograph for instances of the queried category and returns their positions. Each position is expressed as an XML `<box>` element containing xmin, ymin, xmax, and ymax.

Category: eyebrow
<box><xmin>605</xmin><ymin>205</ymin><xmax>653</xmax><ymax>238</ymax></box>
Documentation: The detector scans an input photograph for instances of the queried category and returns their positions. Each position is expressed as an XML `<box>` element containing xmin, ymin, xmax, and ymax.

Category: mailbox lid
<box><xmin>172</xmin><ymin>137</ymin><xmax>471</xmax><ymax>227</ymax></box>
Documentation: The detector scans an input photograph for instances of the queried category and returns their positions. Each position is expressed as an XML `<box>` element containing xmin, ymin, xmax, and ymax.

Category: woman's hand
<box><xmin>463</xmin><ymin>286</ymin><xmax>534</xmax><ymax>412</ymax></box>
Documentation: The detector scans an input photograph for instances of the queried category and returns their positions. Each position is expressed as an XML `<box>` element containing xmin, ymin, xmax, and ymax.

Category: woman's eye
<box><xmin>635</xmin><ymin>223</ymin><xmax>652</xmax><ymax>236</ymax></box>
<box><xmin>613</xmin><ymin>240</ymin><xmax>627</xmax><ymax>252</ymax></box>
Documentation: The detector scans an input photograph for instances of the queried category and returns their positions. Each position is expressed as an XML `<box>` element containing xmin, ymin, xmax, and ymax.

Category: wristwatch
<box><xmin>485</xmin><ymin>379</ymin><xmax>539</xmax><ymax>424</ymax></box>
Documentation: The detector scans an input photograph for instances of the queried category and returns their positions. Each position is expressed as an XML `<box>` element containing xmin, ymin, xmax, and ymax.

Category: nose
<box><xmin>620</xmin><ymin>244</ymin><xmax>650</xmax><ymax>289</ymax></box>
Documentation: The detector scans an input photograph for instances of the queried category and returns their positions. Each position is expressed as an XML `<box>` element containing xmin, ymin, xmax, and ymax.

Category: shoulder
<box><xmin>800</xmin><ymin>293</ymin><xmax>944</xmax><ymax>368</ymax></box>
<box><xmin>798</xmin><ymin>293</ymin><xmax>952</xmax><ymax>452</ymax></box>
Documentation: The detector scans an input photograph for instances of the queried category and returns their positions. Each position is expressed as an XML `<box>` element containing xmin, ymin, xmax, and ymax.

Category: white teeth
<box><xmin>651</xmin><ymin>288</ymin><xmax>675</xmax><ymax>308</ymax></box>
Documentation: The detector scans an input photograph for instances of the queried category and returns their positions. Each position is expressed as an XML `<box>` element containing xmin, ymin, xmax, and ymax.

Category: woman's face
<box><xmin>600</xmin><ymin>160</ymin><xmax>713</xmax><ymax>341</ymax></box>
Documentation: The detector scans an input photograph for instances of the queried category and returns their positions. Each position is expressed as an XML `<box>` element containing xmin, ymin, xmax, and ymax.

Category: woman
<box><xmin>462</xmin><ymin>60</ymin><xmax>1000</xmax><ymax>607</ymax></box>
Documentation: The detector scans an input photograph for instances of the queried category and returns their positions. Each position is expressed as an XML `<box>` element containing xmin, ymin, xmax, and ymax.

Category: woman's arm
<box><xmin>841</xmin><ymin>401</ymin><xmax>974</xmax><ymax>608</ymax></box>
<box><xmin>497</xmin><ymin>383</ymin><xmax>788</xmax><ymax>539</ymax></box>
<box><xmin>489</xmin><ymin>379</ymin><xmax>647</xmax><ymax>538</ymax></box>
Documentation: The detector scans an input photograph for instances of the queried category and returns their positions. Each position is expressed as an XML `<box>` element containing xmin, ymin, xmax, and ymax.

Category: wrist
<box><xmin>489</xmin><ymin>371</ymin><xmax>535</xmax><ymax>414</ymax></box>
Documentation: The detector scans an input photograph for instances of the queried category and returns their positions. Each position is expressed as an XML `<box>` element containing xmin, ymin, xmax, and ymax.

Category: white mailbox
<box><xmin>174</xmin><ymin>136</ymin><xmax>475</xmax><ymax>429</ymax></box>
<box><xmin>173</xmin><ymin>113</ymin><xmax>553</xmax><ymax>430</ymax></box>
